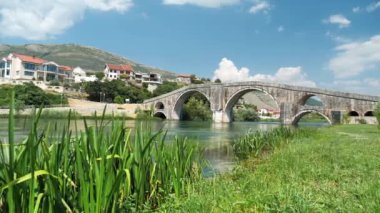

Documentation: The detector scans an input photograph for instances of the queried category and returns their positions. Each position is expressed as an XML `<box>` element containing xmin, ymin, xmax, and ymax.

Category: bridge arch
<box><xmin>224</xmin><ymin>87</ymin><xmax>279</xmax><ymax>122</ymax></box>
<box><xmin>364</xmin><ymin>111</ymin><xmax>374</xmax><ymax>116</ymax></box>
<box><xmin>173</xmin><ymin>89</ymin><xmax>211</xmax><ymax>120</ymax></box>
<box><xmin>299</xmin><ymin>94</ymin><xmax>323</xmax><ymax>106</ymax></box>
<box><xmin>349</xmin><ymin>111</ymin><xmax>359</xmax><ymax>116</ymax></box>
<box><xmin>291</xmin><ymin>110</ymin><xmax>332</xmax><ymax>126</ymax></box>
<box><xmin>153</xmin><ymin>111</ymin><xmax>167</xmax><ymax>119</ymax></box>
<box><xmin>155</xmin><ymin>102</ymin><xmax>165</xmax><ymax>110</ymax></box>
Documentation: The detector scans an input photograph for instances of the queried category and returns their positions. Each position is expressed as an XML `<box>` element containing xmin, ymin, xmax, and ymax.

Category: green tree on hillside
<box><xmin>153</xmin><ymin>81</ymin><xmax>181</xmax><ymax>97</ymax></box>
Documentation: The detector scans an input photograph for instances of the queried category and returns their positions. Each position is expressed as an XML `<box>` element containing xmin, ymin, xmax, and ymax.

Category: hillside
<box><xmin>0</xmin><ymin>44</ymin><xmax>176</xmax><ymax>79</ymax></box>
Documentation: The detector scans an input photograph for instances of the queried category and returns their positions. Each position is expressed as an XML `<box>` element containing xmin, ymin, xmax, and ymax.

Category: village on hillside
<box><xmin>0</xmin><ymin>52</ymin><xmax>280</xmax><ymax>119</ymax></box>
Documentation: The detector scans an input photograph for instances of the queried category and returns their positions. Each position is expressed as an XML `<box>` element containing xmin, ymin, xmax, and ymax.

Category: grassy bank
<box><xmin>0</xmin><ymin>92</ymin><xmax>205</xmax><ymax>212</ymax></box>
<box><xmin>162</xmin><ymin>125</ymin><xmax>380</xmax><ymax>212</ymax></box>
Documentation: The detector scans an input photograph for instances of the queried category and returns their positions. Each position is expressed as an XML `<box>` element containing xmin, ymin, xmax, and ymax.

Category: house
<box><xmin>135</xmin><ymin>72</ymin><xmax>162</xmax><ymax>92</ymax></box>
<box><xmin>176</xmin><ymin>74</ymin><xmax>192</xmax><ymax>84</ymax></box>
<box><xmin>104</xmin><ymin>64</ymin><xmax>134</xmax><ymax>81</ymax></box>
<box><xmin>73</xmin><ymin>66</ymin><xmax>98</xmax><ymax>83</ymax></box>
<box><xmin>0</xmin><ymin>53</ymin><xmax>72</xmax><ymax>82</ymax></box>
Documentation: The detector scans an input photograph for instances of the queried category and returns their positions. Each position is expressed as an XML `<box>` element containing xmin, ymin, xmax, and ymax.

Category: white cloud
<box><xmin>328</xmin><ymin>35</ymin><xmax>380</xmax><ymax>78</ymax></box>
<box><xmin>212</xmin><ymin>58</ymin><xmax>316</xmax><ymax>87</ymax></box>
<box><xmin>277</xmin><ymin>26</ymin><xmax>284</xmax><ymax>32</ymax></box>
<box><xmin>324</xmin><ymin>14</ymin><xmax>351</xmax><ymax>28</ymax></box>
<box><xmin>325</xmin><ymin>31</ymin><xmax>351</xmax><ymax>43</ymax></box>
<box><xmin>367</xmin><ymin>1</ymin><xmax>380</xmax><ymax>12</ymax></box>
<box><xmin>249</xmin><ymin>0</ymin><xmax>270</xmax><ymax>14</ymax></box>
<box><xmin>0</xmin><ymin>0</ymin><xmax>133</xmax><ymax>40</ymax></box>
<box><xmin>352</xmin><ymin>6</ymin><xmax>361</xmax><ymax>13</ymax></box>
<box><xmin>321</xmin><ymin>78</ymin><xmax>380</xmax><ymax>96</ymax></box>
<box><xmin>162</xmin><ymin>0</ymin><xmax>240</xmax><ymax>8</ymax></box>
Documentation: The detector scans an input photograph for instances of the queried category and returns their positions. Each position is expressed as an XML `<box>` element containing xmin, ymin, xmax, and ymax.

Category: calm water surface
<box><xmin>0</xmin><ymin>118</ymin><xmax>327</xmax><ymax>173</ymax></box>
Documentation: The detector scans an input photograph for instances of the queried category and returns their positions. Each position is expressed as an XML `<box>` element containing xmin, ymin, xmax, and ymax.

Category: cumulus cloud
<box><xmin>212</xmin><ymin>58</ymin><xmax>316</xmax><ymax>87</ymax></box>
<box><xmin>352</xmin><ymin>6</ymin><xmax>361</xmax><ymax>13</ymax></box>
<box><xmin>0</xmin><ymin>0</ymin><xmax>133</xmax><ymax>40</ymax></box>
<box><xmin>367</xmin><ymin>1</ymin><xmax>380</xmax><ymax>12</ymax></box>
<box><xmin>328</xmin><ymin>35</ymin><xmax>380</xmax><ymax>78</ymax></box>
<box><xmin>249</xmin><ymin>0</ymin><xmax>270</xmax><ymax>14</ymax></box>
<box><xmin>162</xmin><ymin>0</ymin><xmax>240</xmax><ymax>8</ymax></box>
<box><xmin>320</xmin><ymin>78</ymin><xmax>380</xmax><ymax>96</ymax></box>
<box><xmin>324</xmin><ymin>14</ymin><xmax>351</xmax><ymax>28</ymax></box>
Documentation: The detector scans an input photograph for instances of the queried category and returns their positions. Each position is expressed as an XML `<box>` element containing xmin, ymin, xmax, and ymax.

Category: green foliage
<box><xmin>95</xmin><ymin>72</ymin><xmax>105</xmax><ymax>80</ymax></box>
<box><xmin>0</xmin><ymin>99</ymin><xmax>205</xmax><ymax>212</ymax></box>
<box><xmin>182</xmin><ymin>96</ymin><xmax>212</xmax><ymax>121</ymax></box>
<box><xmin>375</xmin><ymin>103</ymin><xmax>380</xmax><ymax>129</ymax></box>
<box><xmin>162</xmin><ymin>125</ymin><xmax>380</xmax><ymax>212</ymax></box>
<box><xmin>49</xmin><ymin>79</ymin><xmax>61</xmax><ymax>86</ymax></box>
<box><xmin>233</xmin><ymin>104</ymin><xmax>259</xmax><ymax>122</ymax></box>
<box><xmin>84</xmin><ymin>80</ymin><xmax>151</xmax><ymax>103</ymax></box>
<box><xmin>343</xmin><ymin>112</ymin><xmax>350</xmax><ymax>124</ymax></box>
<box><xmin>114</xmin><ymin>95</ymin><xmax>124</xmax><ymax>104</ymax></box>
<box><xmin>214</xmin><ymin>78</ymin><xmax>221</xmax><ymax>83</ymax></box>
<box><xmin>0</xmin><ymin>83</ymin><xmax>67</xmax><ymax>108</ymax></box>
<box><xmin>153</xmin><ymin>81</ymin><xmax>181</xmax><ymax>97</ymax></box>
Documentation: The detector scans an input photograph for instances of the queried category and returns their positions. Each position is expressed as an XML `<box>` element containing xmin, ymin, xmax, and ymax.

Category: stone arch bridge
<box><xmin>143</xmin><ymin>81</ymin><xmax>380</xmax><ymax>125</ymax></box>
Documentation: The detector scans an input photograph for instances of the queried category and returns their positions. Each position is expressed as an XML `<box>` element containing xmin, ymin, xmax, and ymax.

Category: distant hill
<box><xmin>0</xmin><ymin>44</ymin><xmax>176</xmax><ymax>79</ymax></box>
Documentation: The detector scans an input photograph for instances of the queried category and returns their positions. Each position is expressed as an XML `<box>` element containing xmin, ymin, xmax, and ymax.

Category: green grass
<box><xmin>161</xmin><ymin>125</ymin><xmax>380</xmax><ymax>212</ymax></box>
<box><xmin>0</xmin><ymin>91</ymin><xmax>206</xmax><ymax>212</ymax></box>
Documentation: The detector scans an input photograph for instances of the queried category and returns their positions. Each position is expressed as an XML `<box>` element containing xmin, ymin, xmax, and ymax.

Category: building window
<box><xmin>24</xmin><ymin>63</ymin><xmax>36</xmax><ymax>70</ymax></box>
<box><xmin>6</xmin><ymin>70</ymin><xmax>10</xmax><ymax>75</ymax></box>
<box><xmin>45</xmin><ymin>65</ymin><xmax>57</xmax><ymax>72</ymax></box>
<box><xmin>24</xmin><ymin>71</ymin><xmax>34</xmax><ymax>76</ymax></box>
<box><xmin>0</xmin><ymin>62</ymin><xmax>4</xmax><ymax>68</ymax></box>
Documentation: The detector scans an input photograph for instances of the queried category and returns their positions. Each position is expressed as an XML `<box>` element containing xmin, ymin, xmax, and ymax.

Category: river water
<box><xmin>0</xmin><ymin>118</ymin><xmax>327</xmax><ymax>173</ymax></box>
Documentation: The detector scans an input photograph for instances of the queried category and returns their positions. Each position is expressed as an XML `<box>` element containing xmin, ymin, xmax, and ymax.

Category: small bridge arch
<box><xmin>291</xmin><ymin>110</ymin><xmax>332</xmax><ymax>126</ymax></box>
<box><xmin>153</xmin><ymin>111</ymin><xmax>167</xmax><ymax>119</ymax></box>
<box><xmin>173</xmin><ymin>89</ymin><xmax>211</xmax><ymax>120</ymax></box>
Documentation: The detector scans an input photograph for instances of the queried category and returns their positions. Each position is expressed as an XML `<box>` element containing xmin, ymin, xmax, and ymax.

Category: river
<box><xmin>0</xmin><ymin>118</ymin><xmax>328</xmax><ymax>173</ymax></box>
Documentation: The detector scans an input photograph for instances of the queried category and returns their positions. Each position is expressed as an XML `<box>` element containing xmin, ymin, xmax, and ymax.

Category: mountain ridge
<box><xmin>0</xmin><ymin>44</ymin><xmax>177</xmax><ymax>78</ymax></box>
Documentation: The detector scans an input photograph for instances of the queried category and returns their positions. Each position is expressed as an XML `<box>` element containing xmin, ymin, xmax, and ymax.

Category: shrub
<box><xmin>114</xmin><ymin>95</ymin><xmax>124</xmax><ymax>104</ymax></box>
<box><xmin>375</xmin><ymin>103</ymin><xmax>380</xmax><ymax>129</ymax></box>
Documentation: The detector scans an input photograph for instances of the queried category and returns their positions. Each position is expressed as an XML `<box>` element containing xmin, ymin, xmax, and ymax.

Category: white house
<box><xmin>103</xmin><ymin>63</ymin><xmax>134</xmax><ymax>81</ymax></box>
<box><xmin>0</xmin><ymin>53</ymin><xmax>73</xmax><ymax>82</ymax></box>
<box><xmin>73</xmin><ymin>66</ymin><xmax>98</xmax><ymax>83</ymax></box>
<box><xmin>176</xmin><ymin>74</ymin><xmax>192</xmax><ymax>84</ymax></box>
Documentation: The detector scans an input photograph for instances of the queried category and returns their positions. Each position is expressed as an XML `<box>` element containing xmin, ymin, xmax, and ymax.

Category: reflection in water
<box><xmin>0</xmin><ymin>118</ymin><xmax>327</xmax><ymax>173</ymax></box>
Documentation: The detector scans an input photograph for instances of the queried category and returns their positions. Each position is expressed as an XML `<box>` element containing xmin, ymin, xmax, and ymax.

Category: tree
<box><xmin>214</xmin><ymin>78</ymin><xmax>221</xmax><ymax>83</ymax></box>
<box><xmin>375</xmin><ymin>103</ymin><xmax>380</xmax><ymax>129</ymax></box>
<box><xmin>182</xmin><ymin>96</ymin><xmax>212</xmax><ymax>121</ymax></box>
<box><xmin>153</xmin><ymin>81</ymin><xmax>181</xmax><ymax>97</ymax></box>
<box><xmin>114</xmin><ymin>96</ymin><xmax>124</xmax><ymax>104</ymax></box>
<box><xmin>95</xmin><ymin>72</ymin><xmax>105</xmax><ymax>80</ymax></box>
<box><xmin>233</xmin><ymin>104</ymin><xmax>260</xmax><ymax>121</ymax></box>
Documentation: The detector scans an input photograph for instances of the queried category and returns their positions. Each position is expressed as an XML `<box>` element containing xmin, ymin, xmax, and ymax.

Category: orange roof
<box><xmin>106</xmin><ymin>64</ymin><xmax>133</xmax><ymax>72</ymax></box>
<box><xmin>177</xmin><ymin>74</ymin><xmax>192</xmax><ymax>78</ymax></box>
<box><xmin>60</xmin><ymin>65</ymin><xmax>72</xmax><ymax>71</ymax></box>
<box><xmin>12</xmin><ymin>53</ymin><xmax>47</xmax><ymax>64</ymax></box>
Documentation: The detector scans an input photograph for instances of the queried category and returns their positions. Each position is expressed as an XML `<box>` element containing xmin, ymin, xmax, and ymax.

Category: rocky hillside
<box><xmin>0</xmin><ymin>44</ymin><xmax>176</xmax><ymax>79</ymax></box>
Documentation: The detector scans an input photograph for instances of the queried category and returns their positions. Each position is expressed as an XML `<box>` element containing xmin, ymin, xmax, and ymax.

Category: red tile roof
<box><xmin>60</xmin><ymin>65</ymin><xmax>72</xmax><ymax>71</ymax></box>
<box><xmin>106</xmin><ymin>64</ymin><xmax>133</xmax><ymax>72</ymax></box>
<box><xmin>177</xmin><ymin>74</ymin><xmax>192</xmax><ymax>78</ymax></box>
<box><xmin>12</xmin><ymin>53</ymin><xmax>47</xmax><ymax>64</ymax></box>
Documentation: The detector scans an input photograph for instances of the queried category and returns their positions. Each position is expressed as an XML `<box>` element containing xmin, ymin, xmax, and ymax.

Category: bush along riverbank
<box><xmin>161</xmin><ymin>125</ymin><xmax>380</xmax><ymax>212</ymax></box>
<box><xmin>0</xmin><ymin>91</ymin><xmax>206</xmax><ymax>212</ymax></box>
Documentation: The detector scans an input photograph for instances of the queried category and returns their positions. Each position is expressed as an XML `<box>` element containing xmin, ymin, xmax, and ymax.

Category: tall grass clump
<box><xmin>0</xmin><ymin>90</ymin><xmax>205</xmax><ymax>212</ymax></box>
<box><xmin>233</xmin><ymin>127</ymin><xmax>317</xmax><ymax>159</ymax></box>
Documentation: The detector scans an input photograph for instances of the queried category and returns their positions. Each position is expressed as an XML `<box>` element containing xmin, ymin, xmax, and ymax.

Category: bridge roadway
<box><xmin>143</xmin><ymin>81</ymin><xmax>380</xmax><ymax>125</ymax></box>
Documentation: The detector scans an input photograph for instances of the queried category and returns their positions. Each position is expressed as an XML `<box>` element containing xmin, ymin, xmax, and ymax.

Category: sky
<box><xmin>0</xmin><ymin>0</ymin><xmax>380</xmax><ymax>95</ymax></box>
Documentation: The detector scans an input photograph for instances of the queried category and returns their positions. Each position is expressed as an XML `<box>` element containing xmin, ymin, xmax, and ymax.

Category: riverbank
<box><xmin>162</xmin><ymin>125</ymin><xmax>380</xmax><ymax>212</ymax></box>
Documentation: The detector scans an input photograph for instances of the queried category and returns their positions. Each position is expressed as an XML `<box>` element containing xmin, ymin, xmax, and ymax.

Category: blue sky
<box><xmin>0</xmin><ymin>0</ymin><xmax>379</xmax><ymax>95</ymax></box>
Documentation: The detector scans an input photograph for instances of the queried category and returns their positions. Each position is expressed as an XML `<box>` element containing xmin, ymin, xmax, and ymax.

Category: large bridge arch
<box><xmin>299</xmin><ymin>94</ymin><xmax>324</xmax><ymax>106</ymax></box>
<box><xmin>291</xmin><ymin>110</ymin><xmax>332</xmax><ymax>126</ymax></box>
<box><xmin>173</xmin><ymin>89</ymin><xmax>211</xmax><ymax>120</ymax></box>
<box><xmin>223</xmin><ymin>87</ymin><xmax>280</xmax><ymax>122</ymax></box>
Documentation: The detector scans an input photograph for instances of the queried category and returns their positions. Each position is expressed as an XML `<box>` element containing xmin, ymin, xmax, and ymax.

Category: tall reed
<box><xmin>0</xmin><ymin>91</ymin><xmax>205</xmax><ymax>212</ymax></box>
<box><xmin>233</xmin><ymin>126</ymin><xmax>317</xmax><ymax>159</ymax></box>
